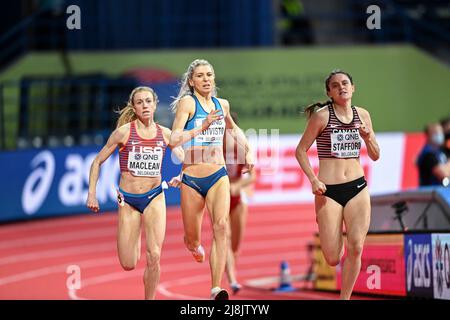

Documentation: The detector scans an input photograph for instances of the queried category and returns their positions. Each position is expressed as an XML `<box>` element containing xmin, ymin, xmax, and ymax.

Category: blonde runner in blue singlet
<box><xmin>181</xmin><ymin>94</ymin><xmax>228</xmax><ymax>197</ymax></box>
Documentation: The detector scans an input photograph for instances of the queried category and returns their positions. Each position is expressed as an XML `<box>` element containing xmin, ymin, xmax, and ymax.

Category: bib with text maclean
<box><xmin>127</xmin><ymin>145</ymin><xmax>164</xmax><ymax>177</ymax></box>
<box><xmin>119</xmin><ymin>121</ymin><xmax>166</xmax><ymax>177</ymax></box>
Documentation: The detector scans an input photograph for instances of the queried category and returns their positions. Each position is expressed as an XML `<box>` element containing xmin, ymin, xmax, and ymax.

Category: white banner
<box><xmin>248</xmin><ymin>133</ymin><xmax>406</xmax><ymax>205</ymax></box>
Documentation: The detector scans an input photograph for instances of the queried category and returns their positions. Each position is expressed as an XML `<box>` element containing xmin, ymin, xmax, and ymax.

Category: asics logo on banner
<box><xmin>406</xmin><ymin>239</ymin><xmax>431</xmax><ymax>291</ymax></box>
<box><xmin>22</xmin><ymin>151</ymin><xmax>55</xmax><ymax>215</ymax></box>
<box><xmin>23</xmin><ymin>150</ymin><xmax>120</xmax><ymax>216</ymax></box>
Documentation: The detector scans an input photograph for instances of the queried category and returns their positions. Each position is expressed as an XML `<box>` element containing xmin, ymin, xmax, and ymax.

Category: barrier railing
<box><xmin>0</xmin><ymin>75</ymin><xmax>176</xmax><ymax>150</ymax></box>
<box><xmin>370</xmin><ymin>187</ymin><xmax>450</xmax><ymax>232</ymax></box>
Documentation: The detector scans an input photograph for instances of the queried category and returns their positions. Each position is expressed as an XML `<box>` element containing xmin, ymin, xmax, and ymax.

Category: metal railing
<box><xmin>370</xmin><ymin>187</ymin><xmax>450</xmax><ymax>232</ymax></box>
<box><xmin>0</xmin><ymin>75</ymin><xmax>175</xmax><ymax>150</ymax></box>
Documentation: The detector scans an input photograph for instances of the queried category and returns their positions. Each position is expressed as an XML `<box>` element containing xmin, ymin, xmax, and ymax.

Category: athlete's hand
<box><xmin>86</xmin><ymin>194</ymin><xmax>100</xmax><ymax>213</ymax></box>
<box><xmin>311</xmin><ymin>178</ymin><xmax>327</xmax><ymax>196</ymax></box>
<box><xmin>202</xmin><ymin>109</ymin><xmax>223</xmax><ymax>129</ymax></box>
<box><xmin>169</xmin><ymin>174</ymin><xmax>182</xmax><ymax>188</ymax></box>
<box><xmin>242</xmin><ymin>152</ymin><xmax>254</xmax><ymax>174</ymax></box>
<box><xmin>357</xmin><ymin>122</ymin><xmax>371</xmax><ymax>140</ymax></box>
<box><xmin>242</xmin><ymin>163</ymin><xmax>254</xmax><ymax>174</ymax></box>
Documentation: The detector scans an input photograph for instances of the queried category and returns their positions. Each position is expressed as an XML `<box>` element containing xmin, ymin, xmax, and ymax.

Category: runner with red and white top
<box><xmin>295</xmin><ymin>70</ymin><xmax>380</xmax><ymax>300</ymax></box>
<box><xmin>119</xmin><ymin>120</ymin><xmax>166</xmax><ymax>178</ymax></box>
<box><xmin>86</xmin><ymin>86</ymin><xmax>184</xmax><ymax>300</ymax></box>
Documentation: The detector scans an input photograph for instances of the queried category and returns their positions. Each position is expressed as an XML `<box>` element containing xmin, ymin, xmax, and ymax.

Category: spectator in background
<box><xmin>440</xmin><ymin>116</ymin><xmax>450</xmax><ymax>158</ymax></box>
<box><xmin>417</xmin><ymin>123</ymin><xmax>450</xmax><ymax>187</ymax></box>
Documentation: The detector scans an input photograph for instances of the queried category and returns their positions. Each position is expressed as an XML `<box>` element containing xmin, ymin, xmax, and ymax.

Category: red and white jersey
<box><xmin>316</xmin><ymin>105</ymin><xmax>363</xmax><ymax>159</ymax></box>
<box><xmin>119</xmin><ymin>121</ymin><xmax>166</xmax><ymax>177</ymax></box>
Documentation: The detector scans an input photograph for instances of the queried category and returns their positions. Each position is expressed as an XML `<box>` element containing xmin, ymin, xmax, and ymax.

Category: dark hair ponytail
<box><xmin>303</xmin><ymin>100</ymin><xmax>332</xmax><ymax>119</ymax></box>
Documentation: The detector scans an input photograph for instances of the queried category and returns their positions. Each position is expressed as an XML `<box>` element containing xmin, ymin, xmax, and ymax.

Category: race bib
<box><xmin>194</xmin><ymin>117</ymin><xmax>225</xmax><ymax>145</ymax></box>
<box><xmin>127</xmin><ymin>147</ymin><xmax>163</xmax><ymax>177</ymax></box>
<box><xmin>330</xmin><ymin>128</ymin><xmax>362</xmax><ymax>158</ymax></box>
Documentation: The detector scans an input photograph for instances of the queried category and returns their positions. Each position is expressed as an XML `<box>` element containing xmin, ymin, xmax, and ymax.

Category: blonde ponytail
<box><xmin>116</xmin><ymin>104</ymin><xmax>137</xmax><ymax>128</ymax></box>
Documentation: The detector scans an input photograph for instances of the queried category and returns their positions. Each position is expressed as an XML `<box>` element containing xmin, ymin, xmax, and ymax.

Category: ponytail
<box><xmin>170</xmin><ymin>70</ymin><xmax>193</xmax><ymax>113</ymax></box>
<box><xmin>303</xmin><ymin>100</ymin><xmax>332</xmax><ymax>119</ymax></box>
<box><xmin>116</xmin><ymin>104</ymin><xmax>137</xmax><ymax>128</ymax></box>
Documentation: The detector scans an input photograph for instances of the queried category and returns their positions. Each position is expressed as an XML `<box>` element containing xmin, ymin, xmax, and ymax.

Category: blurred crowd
<box><xmin>417</xmin><ymin>116</ymin><xmax>450</xmax><ymax>187</ymax></box>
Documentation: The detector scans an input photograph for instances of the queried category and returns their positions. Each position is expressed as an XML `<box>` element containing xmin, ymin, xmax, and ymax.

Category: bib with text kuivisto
<box><xmin>194</xmin><ymin>117</ymin><xmax>225</xmax><ymax>146</ymax></box>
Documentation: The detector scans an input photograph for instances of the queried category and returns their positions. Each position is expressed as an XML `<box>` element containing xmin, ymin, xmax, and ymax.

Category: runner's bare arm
<box><xmin>161</xmin><ymin>126</ymin><xmax>184</xmax><ymax>163</ymax></box>
<box><xmin>87</xmin><ymin>126</ymin><xmax>127</xmax><ymax>212</ymax></box>
<box><xmin>357</xmin><ymin>107</ymin><xmax>380</xmax><ymax>161</ymax></box>
<box><xmin>296</xmin><ymin>111</ymin><xmax>327</xmax><ymax>195</ymax></box>
<box><xmin>220</xmin><ymin>98</ymin><xmax>254</xmax><ymax>173</ymax></box>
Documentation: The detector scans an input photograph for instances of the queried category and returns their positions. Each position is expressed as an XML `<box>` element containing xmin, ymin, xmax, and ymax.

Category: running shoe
<box><xmin>230</xmin><ymin>283</ymin><xmax>242</xmax><ymax>295</ymax></box>
<box><xmin>210</xmin><ymin>288</ymin><xmax>229</xmax><ymax>300</ymax></box>
<box><xmin>190</xmin><ymin>245</ymin><xmax>205</xmax><ymax>263</ymax></box>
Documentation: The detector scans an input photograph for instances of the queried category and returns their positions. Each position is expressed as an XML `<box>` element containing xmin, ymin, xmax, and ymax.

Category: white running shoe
<box><xmin>190</xmin><ymin>245</ymin><xmax>205</xmax><ymax>263</ymax></box>
<box><xmin>210</xmin><ymin>288</ymin><xmax>229</xmax><ymax>300</ymax></box>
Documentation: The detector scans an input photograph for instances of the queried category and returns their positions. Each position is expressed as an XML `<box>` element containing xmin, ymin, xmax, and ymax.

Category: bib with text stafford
<box><xmin>330</xmin><ymin>128</ymin><xmax>362</xmax><ymax>158</ymax></box>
